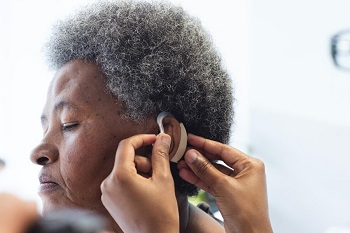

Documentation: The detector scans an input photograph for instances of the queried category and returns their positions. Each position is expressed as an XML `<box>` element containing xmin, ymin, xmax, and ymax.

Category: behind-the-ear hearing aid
<box><xmin>157</xmin><ymin>112</ymin><xmax>187</xmax><ymax>163</ymax></box>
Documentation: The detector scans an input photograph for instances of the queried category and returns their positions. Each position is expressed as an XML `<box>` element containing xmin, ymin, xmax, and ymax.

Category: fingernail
<box><xmin>161</xmin><ymin>134</ymin><xmax>171</xmax><ymax>147</ymax></box>
<box><xmin>187</xmin><ymin>151</ymin><xmax>197</xmax><ymax>164</ymax></box>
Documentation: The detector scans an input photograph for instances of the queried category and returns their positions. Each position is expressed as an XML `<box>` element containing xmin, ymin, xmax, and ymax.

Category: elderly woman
<box><xmin>30</xmin><ymin>1</ymin><xmax>272</xmax><ymax>233</ymax></box>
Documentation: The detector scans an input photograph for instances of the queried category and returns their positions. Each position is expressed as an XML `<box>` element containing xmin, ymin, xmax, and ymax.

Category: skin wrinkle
<box><xmin>60</xmin><ymin>126</ymin><xmax>88</xmax><ymax>207</ymax></box>
<box><xmin>34</xmin><ymin>60</ymin><xmax>160</xmax><ymax>232</ymax></box>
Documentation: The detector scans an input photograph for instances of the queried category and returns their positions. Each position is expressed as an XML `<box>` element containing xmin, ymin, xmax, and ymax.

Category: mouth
<box><xmin>39</xmin><ymin>172</ymin><xmax>59</xmax><ymax>193</ymax></box>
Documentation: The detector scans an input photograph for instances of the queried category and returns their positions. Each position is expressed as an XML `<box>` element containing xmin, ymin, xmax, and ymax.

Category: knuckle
<box><xmin>100</xmin><ymin>176</ymin><xmax>114</xmax><ymax>194</ymax></box>
<box><xmin>100</xmin><ymin>179</ymin><xmax>108</xmax><ymax>192</ymax></box>
<box><xmin>105</xmin><ymin>169</ymin><xmax>130</xmax><ymax>188</ymax></box>
<box><xmin>244</xmin><ymin>157</ymin><xmax>266</xmax><ymax>173</ymax></box>
<box><xmin>118</xmin><ymin>138</ymin><xmax>129</xmax><ymax>147</ymax></box>
<box><xmin>113</xmin><ymin>170</ymin><xmax>129</xmax><ymax>184</ymax></box>
<box><xmin>196</xmin><ymin>159</ymin><xmax>213</xmax><ymax>177</ymax></box>
<box><xmin>158</xmin><ymin>172</ymin><xmax>173</xmax><ymax>182</ymax></box>
<box><xmin>156</xmin><ymin>148</ymin><xmax>168</xmax><ymax>160</ymax></box>
<box><xmin>238</xmin><ymin>157</ymin><xmax>253</xmax><ymax>168</ymax></box>
<box><xmin>254</xmin><ymin>158</ymin><xmax>266</xmax><ymax>171</ymax></box>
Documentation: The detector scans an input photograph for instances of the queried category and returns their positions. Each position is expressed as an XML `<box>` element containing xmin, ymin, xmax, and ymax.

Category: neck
<box><xmin>176</xmin><ymin>193</ymin><xmax>191</xmax><ymax>233</ymax></box>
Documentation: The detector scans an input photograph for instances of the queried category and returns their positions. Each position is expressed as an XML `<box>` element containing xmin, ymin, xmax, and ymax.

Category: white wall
<box><xmin>251</xmin><ymin>1</ymin><xmax>350</xmax><ymax>232</ymax></box>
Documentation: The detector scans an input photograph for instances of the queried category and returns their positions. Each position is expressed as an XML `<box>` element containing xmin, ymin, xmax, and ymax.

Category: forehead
<box><xmin>49</xmin><ymin>59</ymin><xmax>106</xmax><ymax>99</ymax></box>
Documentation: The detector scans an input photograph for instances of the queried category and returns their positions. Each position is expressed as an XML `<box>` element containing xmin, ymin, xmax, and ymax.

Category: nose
<box><xmin>30</xmin><ymin>142</ymin><xmax>58</xmax><ymax>166</ymax></box>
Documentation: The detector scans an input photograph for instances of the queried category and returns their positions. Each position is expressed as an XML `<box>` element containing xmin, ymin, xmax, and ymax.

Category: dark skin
<box><xmin>30</xmin><ymin>59</ymin><xmax>224</xmax><ymax>233</ymax></box>
<box><xmin>114</xmin><ymin>133</ymin><xmax>274</xmax><ymax>233</ymax></box>
<box><xmin>177</xmin><ymin>135</ymin><xmax>274</xmax><ymax>233</ymax></box>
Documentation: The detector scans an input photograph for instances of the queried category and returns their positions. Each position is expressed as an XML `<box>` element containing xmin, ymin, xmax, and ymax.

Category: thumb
<box><xmin>183</xmin><ymin>150</ymin><xmax>223</xmax><ymax>190</ymax></box>
<box><xmin>151</xmin><ymin>133</ymin><xmax>172</xmax><ymax>177</ymax></box>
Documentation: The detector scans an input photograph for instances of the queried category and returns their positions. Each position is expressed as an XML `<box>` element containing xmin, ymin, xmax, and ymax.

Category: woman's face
<box><xmin>30</xmin><ymin>59</ymin><xmax>155</xmax><ymax>215</ymax></box>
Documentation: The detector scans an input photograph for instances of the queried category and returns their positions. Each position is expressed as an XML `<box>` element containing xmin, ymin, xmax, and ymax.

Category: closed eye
<box><xmin>62</xmin><ymin>122</ymin><xmax>79</xmax><ymax>131</ymax></box>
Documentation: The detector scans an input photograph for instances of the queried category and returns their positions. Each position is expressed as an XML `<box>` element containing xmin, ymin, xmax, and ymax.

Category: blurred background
<box><xmin>0</xmin><ymin>0</ymin><xmax>350</xmax><ymax>232</ymax></box>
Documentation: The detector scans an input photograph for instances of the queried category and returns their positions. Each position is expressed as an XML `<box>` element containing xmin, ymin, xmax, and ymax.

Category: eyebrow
<box><xmin>40</xmin><ymin>100</ymin><xmax>81</xmax><ymax>124</ymax></box>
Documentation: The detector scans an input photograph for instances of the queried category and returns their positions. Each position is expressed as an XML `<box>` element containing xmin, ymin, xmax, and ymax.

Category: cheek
<box><xmin>61</xmin><ymin>133</ymin><xmax>117</xmax><ymax>195</ymax></box>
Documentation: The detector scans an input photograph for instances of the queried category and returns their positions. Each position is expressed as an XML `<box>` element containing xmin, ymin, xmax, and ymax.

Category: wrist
<box><xmin>224</xmin><ymin>213</ymin><xmax>273</xmax><ymax>233</ymax></box>
<box><xmin>139</xmin><ymin>217</ymin><xmax>179</xmax><ymax>233</ymax></box>
<box><xmin>143</xmin><ymin>224</ymin><xmax>179</xmax><ymax>233</ymax></box>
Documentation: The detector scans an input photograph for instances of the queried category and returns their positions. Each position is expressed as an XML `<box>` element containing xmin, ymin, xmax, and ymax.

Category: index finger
<box><xmin>114</xmin><ymin>134</ymin><xmax>157</xmax><ymax>171</ymax></box>
<box><xmin>188</xmin><ymin>134</ymin><xmax>249</xmax><ymax>171</ymax></box>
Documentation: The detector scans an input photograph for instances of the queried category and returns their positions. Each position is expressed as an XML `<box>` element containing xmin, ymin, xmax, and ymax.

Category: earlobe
<box><xmin>156</xmin><ymin>112</ymin><xmax>188</xmax><ymax>163</ymax></box>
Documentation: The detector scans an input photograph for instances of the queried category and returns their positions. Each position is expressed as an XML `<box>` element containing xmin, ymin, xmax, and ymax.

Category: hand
<box><xmin>101</xmin><ymin>134</ymin><xmax>179</xmax><ymax>233</ymax></box>
<box><xmin>177</xmin><ymin>134</ymin><xmax>273</xmax><ymax>233</ymax></box>
<box><xmin>0</xmin><ymin>193</ymin><xmax>39</xmax><ymax>233</ymax></box>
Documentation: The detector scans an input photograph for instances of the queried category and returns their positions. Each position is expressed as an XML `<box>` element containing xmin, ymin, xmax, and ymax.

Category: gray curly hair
<box><xmin>44</xmin><ymin>0</ymin><xmax>234</xmax><ymax>196</ymax></box>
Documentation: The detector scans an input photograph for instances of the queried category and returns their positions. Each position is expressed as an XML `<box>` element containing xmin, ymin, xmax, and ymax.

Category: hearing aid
<box><xmin>156</xmin><ymin>112</ymin><xmax>188</xmax><ymax>163</ymax></box>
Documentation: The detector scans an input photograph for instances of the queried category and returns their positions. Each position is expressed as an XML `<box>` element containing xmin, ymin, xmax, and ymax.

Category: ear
<box><xmin>160</xmin><ymin>117</ymin><xmax>185</xmax><ymax>162</ymax></box>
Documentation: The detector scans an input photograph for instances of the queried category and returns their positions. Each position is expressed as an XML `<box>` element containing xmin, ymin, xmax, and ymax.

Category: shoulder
<box><xmin>184</xmin><ymin>203</ymin><xmax>225</xmax><ymax>233</ymax></box>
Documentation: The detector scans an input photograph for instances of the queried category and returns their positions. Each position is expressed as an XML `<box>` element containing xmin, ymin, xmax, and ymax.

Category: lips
<box><xmin>38</xmin><ymin>171</ymin><xmax>59</xmax><ymax>192</ymax></box>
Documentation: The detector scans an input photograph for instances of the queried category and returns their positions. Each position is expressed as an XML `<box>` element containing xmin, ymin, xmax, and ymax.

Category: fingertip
<box><xmin>157</xmin><ymin>133</ymin><xmax>171</xmax><ymax>147</ymax></box>
<box><xmin>178</xmin><ymin>167</ymin><xmax>200</xmax><ymax>186</ymax></box>
<box><xmin>177</xmin><ymin>160</ymin><xmax>188</xmax><ymax>170</ymax></box>
<box><xmin>187</xmin><ymin>134</ymin><xmax>206</xmax><ymax>149</ymax></box>
<box><xmin>187</xmin><ymin>133</ymin><xmax>196</xmax><ymax>142</ymax></box>
<box><xmin>184</xmin><ymin>150</ymin><xmax>198</xmax><ymax>164</ymax></box>
<box><xmin>178</xmin><ymin>167</ymin><xmax>191</xmax><ymax>180</ymax></box>
<box><xmin>161</xmin><ymin>134</ymin><xmax>171</xmax><ymax>147</ymax></box>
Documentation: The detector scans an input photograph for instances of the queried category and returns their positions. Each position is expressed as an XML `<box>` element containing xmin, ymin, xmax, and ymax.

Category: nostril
<box><xmin>30</xmin><ymin>144</ymin><xmax>58</xmax><ymax>165</ymax></box>
<box><xmin>37</xmin><ymin>157</ymin><xmax>49</xmax><ymax>165</ymax></box>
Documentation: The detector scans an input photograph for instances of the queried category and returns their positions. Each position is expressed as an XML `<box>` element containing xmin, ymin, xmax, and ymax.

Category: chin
<box><xmin>41</xmin><ymin>201</ymin><xmax>61</xmax><ymax>215</ymax></box>
<box><xmin>40</xmin><ymin>197</ymin><xmax>77</xmax><ymax>215</ymax></box>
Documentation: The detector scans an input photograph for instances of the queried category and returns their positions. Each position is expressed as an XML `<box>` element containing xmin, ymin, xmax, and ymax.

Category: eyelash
<box><xmin>62</xmin><ymin>122</ymin><xmax>79</xmax><ymax>131</ymax></box>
